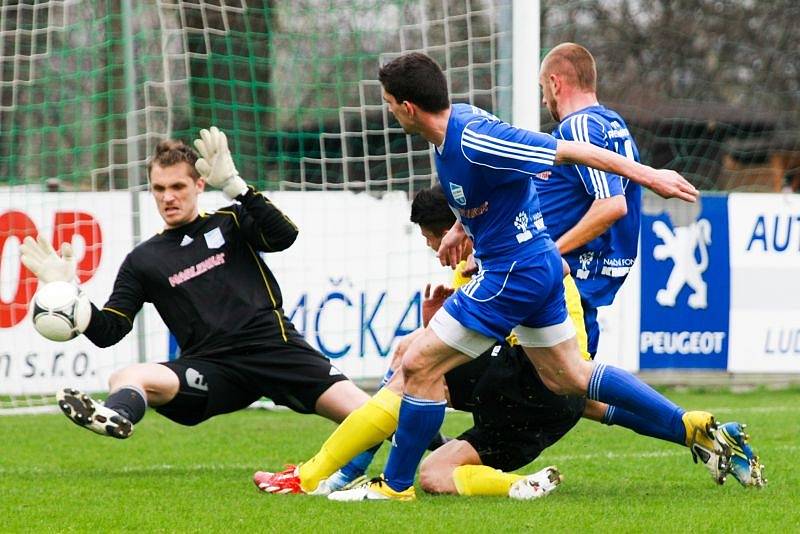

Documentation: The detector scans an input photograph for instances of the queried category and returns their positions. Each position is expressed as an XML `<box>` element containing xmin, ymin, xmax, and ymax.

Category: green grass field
<box><xmin>1</xmin><ymin>387</ymin><xmax>798</xmax><ymax>533</ymax></box>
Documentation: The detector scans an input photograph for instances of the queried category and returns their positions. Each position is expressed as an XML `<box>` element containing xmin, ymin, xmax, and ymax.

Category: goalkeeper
<box><xmin>21</xmin><ymin>127</ymin><xmax>372</xmax><ymax>437</ymax></box>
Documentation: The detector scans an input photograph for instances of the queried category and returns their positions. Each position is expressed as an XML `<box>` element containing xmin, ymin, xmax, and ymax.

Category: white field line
<box><xmin>3</xmin><ymin>400</ymin><xmax>799</xmax><ymax>417</ymax></box>
<box><xmin>544</xmin><ymin>445</ymin><xmax>792</xmax><ymax>463</ymax></box>
<box><xmin>0</xmin><ymin>404</ymin><xmax>794</xmax><ymax>474</ymax></box>
<box><xmin>703</xmin><ymin>405</ymin><xmax>800</xmax><ymax>414</ymax></box>
<box><xmin>0</xmin><ymin>463</ymin><xmax>256</xmax><ymax>476</ymax></box>
<box><xmin>0</xmin><ymin>445</ymin><xmax>794</xmax><ymax>477</ymax></box>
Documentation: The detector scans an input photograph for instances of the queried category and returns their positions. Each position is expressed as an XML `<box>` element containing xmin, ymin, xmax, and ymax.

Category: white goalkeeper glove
<box><xmin>193</xmin><ymin>126</ymin><xmax>249</xmax><ymax>200</ymax></box>
<box><xmin>20</xmin><ymin>235</ymin><xmax>77</xmax><ymax>284</ymax></box>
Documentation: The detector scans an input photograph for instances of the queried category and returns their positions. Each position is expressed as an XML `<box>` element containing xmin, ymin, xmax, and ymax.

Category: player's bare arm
<box><xmin>555</xmin><ymin>139</ymin><xmax>699</xmax><ymax>202</ymax></box>
<box><xmin>555</xmin><ymin>196</ymin><xmax>627</xmax><ymax>255</ymax></box>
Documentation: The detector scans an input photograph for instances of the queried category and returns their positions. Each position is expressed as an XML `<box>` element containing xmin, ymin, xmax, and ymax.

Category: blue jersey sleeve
<box><xmin>557</xmin><ymin>113</ymin><xmax>624</xmax><ymax>199</ymax></box>
<box><xmin>460</xmin><ymin>118</ymin><xmax>557</xmax><ymax>184</ymax></box>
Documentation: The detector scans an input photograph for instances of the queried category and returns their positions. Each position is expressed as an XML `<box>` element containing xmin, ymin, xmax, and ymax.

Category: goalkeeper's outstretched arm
<box><xmin>82</xmin><ymin>255</ymin><xmax>144</xmax><ymax>348</ymax></box>
<box><xmin>21</xmin><ymin>234</ymin><xmax>142</xmax><ymax>348</ymax></box>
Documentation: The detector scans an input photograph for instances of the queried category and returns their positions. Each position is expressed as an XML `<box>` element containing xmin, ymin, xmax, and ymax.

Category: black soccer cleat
<box><xmin>56</xmin><ymin>388</ymin><xmax>133</xmax><ymax>439</ymax></box>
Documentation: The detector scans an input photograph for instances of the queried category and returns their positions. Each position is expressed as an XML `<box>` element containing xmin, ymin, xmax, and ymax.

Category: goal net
<box><xmin>0</xmin><ymin>0</ymin><xmax>513</xmax><ymax>412</ymax></box>
<box><xmin>540</xmin><ymin>0</ymin><xmax>800</xmax><ymax>193</ymax></box>
<box><xmin>2</xmin><ymin>0</ymin><xmax>798</xmax><ymax>413</ymax></box>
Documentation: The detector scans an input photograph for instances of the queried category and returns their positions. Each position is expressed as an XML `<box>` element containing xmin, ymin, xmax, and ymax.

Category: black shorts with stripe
<box><xmin>155</xmin><ymin>334</ymin><xmax>348</xmax><ymax>426</ymax></box>
<box><xmin>446</xmin><ymin>343</ymin><xmax>585</xmax><ymax>472</ymax></box>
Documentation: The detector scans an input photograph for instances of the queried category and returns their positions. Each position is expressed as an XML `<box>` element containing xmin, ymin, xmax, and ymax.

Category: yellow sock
<box><xmin>299</xmin><ymin>388</ymin><xmax>401</xmax><ymax>492</ymax></box>
<box><xmin>563</xmin><ymin>274</ymin><xmax>591</xmax><ymax>361</ymax></box>
<box><xmin>452</xmin><ymin>465</ymin><xmax>523</xmax><ymax>496</ymax></box>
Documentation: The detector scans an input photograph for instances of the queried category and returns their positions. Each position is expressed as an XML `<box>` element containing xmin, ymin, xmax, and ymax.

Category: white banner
<box><xmin>728</xmin><ymin>193</ymin><xmax>800</xmax><ymax>372</ymax></box>
<box><xmin>12</xmin><ymin>190</ymin><xmax>796</xmax><ymax>388</ymax></box>
<box><xmin>0</xmin><ymin>190</ymin><xmax>446</xmax><ymax>396</ymax></box>
<box><xmin>596</xmin><ymin>254</ymin><xmax>641</xmax><ymax>372</ymax></box>
<box><xmin>139</xmin><ymin>190</ymin><xmax>445</xmax><ymax>379</ymax></box>
<box><xmin>0</xmin><ymin>193</ymin><xmax>137</xmax><ymax>395</ymax></box>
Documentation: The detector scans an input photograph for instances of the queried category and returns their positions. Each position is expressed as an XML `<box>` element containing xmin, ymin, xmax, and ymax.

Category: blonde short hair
<box><xmin>542</xmin><ymin>42</ymin><xmax>597</xmax><ymax>92</ymax></box>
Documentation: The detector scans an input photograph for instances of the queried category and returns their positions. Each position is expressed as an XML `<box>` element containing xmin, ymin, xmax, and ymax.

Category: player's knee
<box><xmin>108</xmin><ymin>365</ymin><xmax>141</xmax><ymax>389</ymax></box>
<box><xmin>389</xmin><ymin>336</ymin><xmax>411</xmax><ymax>370</ymax></box>
<box><xmin>537</xmin><ymin>366</ymin><xmax>584</xmax><ymax>396</ymax></box>
<box><xmin>419</xmin><ymin>459</ymin><xmax>455</xmax><ymax>494</ymax></box>
<box><xmin>108</xmin><ymin>367</ymin><xmax>124</xmax><ymax>387</ymax></box>
<box><xmin>538</xmin><ymin>374</ymin><xmax>570</xmax><ymax>395</ymax></box>
<box><xmin>400</xmin><ymin>353</ymin><xmax>438</xmax><ymax>388</ymax></box>
<box><xmin>392</xmin><ymin>328</ymin><xmax>424</xmax><ymax>364</ymax></box>
<box><xmin>110</xmin><ymin>363</ymin><xmax>179</xmax><ymax>404</ymax></box>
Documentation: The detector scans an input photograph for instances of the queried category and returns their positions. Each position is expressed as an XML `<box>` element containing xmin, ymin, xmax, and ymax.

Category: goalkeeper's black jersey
<box><xmin>84</xmin><ymin>188</ymin><xmax>300</xmax><ymax>357</ymax></box>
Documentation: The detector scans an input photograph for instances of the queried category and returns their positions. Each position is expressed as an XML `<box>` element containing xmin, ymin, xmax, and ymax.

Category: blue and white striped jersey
<box><xmin>434</xmin><ymin>103</ymin><xmax>558</xmax><ymax>266</ymax></box>
<box><xmin>536</xmin><ymin>104</ymin><xmax>642</xmax><ymax>307</ymax></box>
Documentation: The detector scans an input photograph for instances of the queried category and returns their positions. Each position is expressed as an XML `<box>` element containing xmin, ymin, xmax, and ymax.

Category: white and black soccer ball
<box><xmin>31</xmin><ymin>281</ymin><xmax>91</xmax><ymax>342</ymax></box>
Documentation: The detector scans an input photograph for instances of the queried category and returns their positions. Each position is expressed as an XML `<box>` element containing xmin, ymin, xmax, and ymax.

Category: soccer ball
<box><xmin>31</xmin><ymin>281</ymin><xmax>91</xmax><ymax>342</ymax></box>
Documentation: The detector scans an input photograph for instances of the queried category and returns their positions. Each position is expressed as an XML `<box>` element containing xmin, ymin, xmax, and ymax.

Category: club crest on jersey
<box><xmin>577</xmin><ymin>251</ymin><xmax>594</xmax><ymax>280</ymax></box>
<box><xmin>204</xmin><ymin>227</ymin><xmax>225</xmax><ymax>249</ymax></box>
<box><xmin>450</xmin><ymin>183</ymin><xmax>467</xmax><ymax>206</ymax></box>
<box><xmin>534</xmin><ymin>171</ymin><xmax>551</xmax><ymax>181</ymax></box>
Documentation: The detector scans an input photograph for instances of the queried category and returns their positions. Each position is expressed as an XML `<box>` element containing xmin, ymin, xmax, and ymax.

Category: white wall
<box><xmin>2</xmin><ymin>190</ymin><xmax>798</xmax><ymax>398</ymax></box>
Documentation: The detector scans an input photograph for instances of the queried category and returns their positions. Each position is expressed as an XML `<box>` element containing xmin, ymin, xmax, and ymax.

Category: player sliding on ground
<box><xmin>255</xmin><ymin>184</ymin><xmax>762</xmax><ymax>499</ymax></box>
<box><xmin>256</xmin><ymin>187</ymin><xmax>590</xmax><ymax>499</ymax></box>
<box><xmin>22</xmin><ymin>128</ymin><xmax>375</xmax><ymax>437</ymax></box>
<box><xmin>256</xmin><ymin>52</ymin><xmax>764</xmax><ymax>500</ymax></box>
<box><xmin>255</xmin><ymin>187</ymin><xmax>588</xmax><ymax>499</ymax></box>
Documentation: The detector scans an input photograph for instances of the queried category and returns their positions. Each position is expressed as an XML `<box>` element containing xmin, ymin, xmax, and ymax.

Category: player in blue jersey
<box><xmin>537</xmin><ymin>43</ymin><xmax>642</xmax><ymax>360</ymax></box>
<box><xmin>535</xmin><ymin>43</ymin><xmax>763</xmax><ymax>487</ymax></box>
<box><xmin>257</xmin><ymin>52</ymin><xmax>752</xmax><ymax>500</ymax></box>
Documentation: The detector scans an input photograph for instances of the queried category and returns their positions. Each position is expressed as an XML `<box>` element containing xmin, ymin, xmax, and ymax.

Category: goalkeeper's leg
<box><xmin>57</xmin><ymin>363</ymin><xmax>178</xmax><ymax>439</ymax></box>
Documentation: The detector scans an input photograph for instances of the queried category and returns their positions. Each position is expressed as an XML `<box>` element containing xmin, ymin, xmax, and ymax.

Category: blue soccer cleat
<box><xmin>716</xmin><ymin>422</ymin><xmax>766</xmax><ymax>488</ymax></box>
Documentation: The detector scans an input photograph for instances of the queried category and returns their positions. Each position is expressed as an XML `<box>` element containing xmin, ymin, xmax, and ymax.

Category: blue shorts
<box><xmin>581</xmin><ymin>300</ymin><xmax>600</xmax><ymax>356</ymax></box>
<box><xmin>442</xmin><ymin>248</ymin><xmax>568</xmax><ymax>342</ymax></box>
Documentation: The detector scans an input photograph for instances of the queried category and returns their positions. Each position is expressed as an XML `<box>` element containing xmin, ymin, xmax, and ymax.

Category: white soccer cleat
<box><xmin>328</xmin><ymin>476</ymin><xmax>416</xmax><ymax>501</ymax></box>
<box><xmin>508</xmin><ymin>466</ymin><xmax>563</xmax><ymax>500</ymax></box>
<box><xmin>56</xmin><ymin>388</ymin><xmax>133</xmax><ymax>439</ymax></box>
<box><xmin>684</xmin><ymin>411</ymin><xmax>730</xmax><ymax>485</ymax></box>
<box><xmin>313</xmin><ymin>474</ymin><xmax>369</xmax><ymax>496</ymax></box>
<box><xmin>690</xmin><ymin>441</ymin><xmax>729</xmax><ymax>485</ymax></box>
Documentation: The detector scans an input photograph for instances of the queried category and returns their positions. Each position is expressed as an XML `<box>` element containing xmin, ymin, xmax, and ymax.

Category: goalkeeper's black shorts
<box><xmin>452</xmin><ymin>344</ymin><xmax>585</xmax><ymax>472</ymax></box>
<box><xmin>154</xmin><ymin>334</ymin><xmax>348</xmax><ymax>426</ymax></box>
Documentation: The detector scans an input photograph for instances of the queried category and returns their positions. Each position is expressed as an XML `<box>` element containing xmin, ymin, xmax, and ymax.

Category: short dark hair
<box><xmin>410</xmin><ymin>184</ymin><xmax>455</xmax><ymax>234</ymax></box>
<box><xmin>147</xmin><ymin>139</ymin><xmax>200</xmax><ymax>181</ymax></box>
<box><xmin>379</xmin><ymin>52</ymin><xmax>450</xmax><ymax>112</ymax></box>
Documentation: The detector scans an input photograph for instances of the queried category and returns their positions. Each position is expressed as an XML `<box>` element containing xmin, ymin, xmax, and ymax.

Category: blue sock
<box><xmin>383</xmin><ymin>394</ymin><xmax>446</xmax><ymax>492</ymax></box>
<box><xmin>602</xmin><ymin>405</ymin><xmax>685</xmax><ymax>446</ymax></box>
<box><xmin>380</xmin><ymin>367</ymin><xmax>395</xmax><ymax>388</ymax></box>
<box><xmin>339</xmin><ymin>444</ymin><xmax>381</xmax><ymax>482</ymax></box>
<box><xmin>588</xmin><ymin>364</ymin><xmax>686</xmax><ymax>445</ymax></box>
